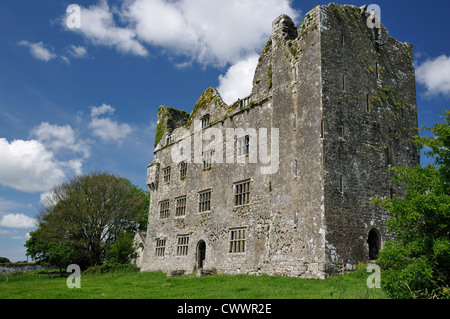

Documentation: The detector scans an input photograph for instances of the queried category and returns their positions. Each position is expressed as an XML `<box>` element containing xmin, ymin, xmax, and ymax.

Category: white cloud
<box><xmin>124</xmin><ymin>0</ymin><xmax>299</xmax><ymax>66</ymax></box>
<box><xmin>217</xmin><ymin>54</ymin><xmax>259</xmax><ymax>104</ymax></box>
<box><xmin>64</xmin><ymin>0</ymin><xmax>299</xmax><ymax>66</ymax></box>
<box><xmin>31</xmin><ymin>122</ymin><xmax>90</xmax><ymax>158</ymax></box>
<box><xmin>89</xmin><ymin>104</ymin><xmax>133</xmax><ymax>142</ymax></box>
<box><xmin>62</xmin><ymin>0</ymin><xmax>299</xmax><ymax>109</ymax></box>
<box><xmin>0</xmin><ymin>229</ymin><xmax>32</xmax><ymax>240</ymax></box>
<box><xmin>0</xmin><ymin>213</ymin><xmax>37</xmax><ymax>229</ymax></box>
<box><xmin>416</xmin><ymin>55</ymin><xmax>450</xmax><ymax>97</ymax></box>
<box><xmin>39</xmin><ymin>191</ymin><xmax>58</xmax><ymax>208</ymax></box>
<box><xmin>64</xmin><ymin>0</ymin><xmax>148</xmax><ymax>56</ymax></box>
<box><xmin>0</xmin><ymin>122</ymin><xmax>87</xmax><ymax>193</ymax></box>
<box><xmin>0</xmin><ymin>138</ymin><xmax>66</xmax><ymax>192</ymax></box>
<box><xmin>68</xmin><ymin>45</ymin><xmax>88</xmax><ymax>58</ymax></box>
<box><xmin>89</xmin><ymin>117</ymin><xmax>133</xmax><ymax>142</ymax></box>
<box><xmin>18</xmin><ymin>40</ymin><xmax>88</xmax><ymax>64</ymax></box>
<box><xmin>128</xmin><ymin>0</ymin><xmax>299</xmax><ymax>66</ymax></box>
<box><xmin>18</xmin><ymin>40</ymin><xmax>57</xmax><ymax>61</ymax></box>
<box><xmin>61</xmin><ymin>45</ymin><xmax>88</xmax><ymax>63</ymax></box>
<box><xmin>91</xmin><ymin>103</ymin><xmax>115</xmax><ymax>117</ymax></box>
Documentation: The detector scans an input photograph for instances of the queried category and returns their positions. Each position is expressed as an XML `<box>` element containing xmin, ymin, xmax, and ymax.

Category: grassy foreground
<box><xmin>0</xmin><ymin>265</ymin><xmax>387</xmax><ymax>299</ymax></box>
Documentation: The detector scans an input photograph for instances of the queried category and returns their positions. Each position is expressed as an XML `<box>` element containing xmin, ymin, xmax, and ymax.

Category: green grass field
<box><xmin>0</xmin><ymin>265</ymin><xmax>387</xmax><ymax>299</ymax></box>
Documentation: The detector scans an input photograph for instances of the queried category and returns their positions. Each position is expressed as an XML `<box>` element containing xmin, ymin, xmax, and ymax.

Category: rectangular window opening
<box><xmin>385</xmin><ymin>147</ymin><xmax>392</xmax><ymax>165</ymax></box>
<box><xmin>234</xmin><ymin>179</ymin><xmax>251</xmax><ymax>206</ymax></box>
<box><xmin>166</xmin><ymin>134</ymin><xmax>174</xmax><ymax>145</ymax></box>
<box><xmin>202</xmin><ymin>150</ymin><xmax>214</xmax><ymax>169</ymax></box>
<box><xmin>229</xmin><ymin>227</ymin><xmax>247</xmax><ymax>253</ymax></box>
<box><xmin>240</xmin><ymin>97</ymin><xmax>251</xmax><ymax>108</ymax></box>
<box><xmin>201</xmin><ymin>114</ymin><xmax>210</xmax><ymax>128</ymax></box>
<box><xmin>159</xmin><ymin>200</ymin><xmax>170</xmax><ymax>219</ymax></box>
<box><xmin>176</xmin><ymin>235</ymin><xmax>190</xmax><ymax>256</ymax></box>
<box><xmin>389</xmin><ymin>187</ymin><xmax>396</xmax><ymax>199</ymax></box>
<box><xmin>163</xmin><ymin>166</ymin><xmax>171</xmax><ymax>183</ymax></box>
<box><xmin>198</xmin><ymin>189</ymin><xmax>212</xmax><ymax>213</ymax></box>
<box><xmin>175</xmin><ymin>196</ymin><xmax>187</xmax><ymax>217</ymax></box>
<box><xmin>320</xmin><ymin>120</ymin><xmax>324</xmax><ymax>139</ymax></box>
<box><xmin>155</xmin><ymin>238</ymin><xmax>166</xmax><ymax>257</ymax></box>
<box><xmin>237</xmin><ymin>135</ymin><xmax>250</xmax><ymax>157</ymax></box>
<box><xmin>179</xmin><ymin>161</ymin><xmax>187</xmax><ymax>179</ymax></box>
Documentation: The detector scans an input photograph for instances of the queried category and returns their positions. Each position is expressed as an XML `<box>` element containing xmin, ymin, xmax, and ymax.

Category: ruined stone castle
<box><xmin>140</xmin><ymin>3</ymin><xmax>419</xmax><ymax>279</ymax></box>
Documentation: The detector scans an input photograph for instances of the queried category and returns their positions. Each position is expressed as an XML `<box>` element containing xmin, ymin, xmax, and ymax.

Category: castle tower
<box><xmin>141</xmin><ymin>3</ymin><xmax>418</xmax><ymax>278</ymax></box>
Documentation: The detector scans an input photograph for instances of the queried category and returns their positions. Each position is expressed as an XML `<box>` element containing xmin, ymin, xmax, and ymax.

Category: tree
<box><xmin>106</xmin><ymin>232</ymin><xmax>138</xmax><ymax>264</ymax></box>
<box><xmin>0</xmin><ymin>257</ymin><xmax>10</xmax><ymax>263</ymax></box>
<box><xmin>26</xmin><ymin>172</ymin><xmax>149</xmax><ymax>269</ymax></box>
<box><xmin>373</xmin><ymin>110</ymin><xmax>450</xmax><ymax>299</ymax></box>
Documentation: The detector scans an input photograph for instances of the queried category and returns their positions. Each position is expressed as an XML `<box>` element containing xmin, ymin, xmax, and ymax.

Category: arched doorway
<box><xmin>367</xmin><ymin>228</ymin><xmax>381</xmax><ymax>260</ymax></box>
<box><xmin>196</xmin><ymin>240</ymin><xmax>206</xmax><ymax>269</ymax></box>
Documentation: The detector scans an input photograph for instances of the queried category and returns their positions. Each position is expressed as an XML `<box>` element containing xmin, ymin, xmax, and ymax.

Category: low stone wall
<box><xmin>0</xmin><ymin>263</ymin><xmax>55</xmax><ymax>274</ymax></box>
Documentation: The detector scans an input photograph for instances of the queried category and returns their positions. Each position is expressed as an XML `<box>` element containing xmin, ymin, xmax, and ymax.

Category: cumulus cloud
<box><xmin>64</xmin><ymin>0</ymin><xmax>299</xmax><ymax>66</ymax></box>
<box><xmin>416</xmin><ymin>55</ymin><xmax>450</xmax><ymax>97</ymax></box>
<box><xmin>63</xmin><ymin>0</ymin><xmax>148</xmax><ymax>56</ymax></box>
<box><xmin>18</xmin><ymin>41</ymin><xmax>57</xmax><ymax>61</ymax></box>
<box><xmin>0</xmin><ymin>138</ymin><xmax>66</xmax><ymax>193</ymax></box>
<box><xmin>90</xmin><ymin>104</ymin><xmax>115</xmax><ymax>117</ymax></box>
<box><xmin>89</xmin><ymin>118</ymin><xmax>133</xmax><ymax>142</ymax></box>
<box><xmin>217</xmin><ymin>54</ymin><xmax>259</xmax><ymax>104</ymax></box>
<box><xmin>0</xmin><ymin>213</ymin><xmax>37</xmax><ymax>229</ymax></box>
<box><xmin>31</xmin><ymin>122</ymin><xmax>90</xmax><ymax>158</ymax></box>
<box><xmin>39</xmin><ymin>191</ymin><xmax>58</xmax><ymax>208</ymax></box>
<box><xmin>62</xmin><ymin>0</ymin><xmax>299</xmax><ymax>105</ymax></box>
<box><xmin>0</xmin><ymin>121</ymin><xmax>89</xmax><ymax>192</ymax></box>
<box><xmin>89</xmin><ymin>104</ymin><xmax>133</xmax><ymax>142</ymax></box>
<box><xmin>125</xmin><ymin>0</ymin><xmax>299</xmax><ymax>66</ymax></box>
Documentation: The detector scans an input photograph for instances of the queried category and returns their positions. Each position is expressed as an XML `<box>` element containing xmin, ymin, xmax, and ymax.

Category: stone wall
<box><xmin>0</xmin><ymin>263</ymin><xmax>55</xmax><ymax>274</ymax></box>
<box><xmin>319</xmin><ymin>4</ymin><xmax>418</xmax><ymax>272</ymax></box>
<box><xmin>140</xmin><ymin>3</ymin><xmax>418</xmax><ymax>279</ymax></box>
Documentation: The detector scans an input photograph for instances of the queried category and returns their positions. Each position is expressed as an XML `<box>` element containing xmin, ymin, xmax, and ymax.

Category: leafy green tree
<box><xmin>47</xmin><ymin>243</ymin><xmax>75</xmax><ymax>276</ymax></box>
<box><xmin>373</xmin><ymin>110</ymin><xmax>450</xmax><ymax>299</ymax></box>
<box><xmin>26</xmin><ymin>172</ymin><xmax>149</xmax><ymax>269</ymax></box>
<box><xmin>25</xmin><ymin>230</ymin><xmax>74</xmax><ymax>276</ymax></box>
<box><xmin>0</xmin><ymin>257</ymin><xmax>10</xmax><ymax>263</ymax></box>
<box><xmin>106</xmin><ymin>232</ymin><xmax>138</xmax><ymax>264</ymax></box>
<box><xmin>25</xmin><ymin>228</ymin><xmax>50</xmax><ymax>262</ymax></box>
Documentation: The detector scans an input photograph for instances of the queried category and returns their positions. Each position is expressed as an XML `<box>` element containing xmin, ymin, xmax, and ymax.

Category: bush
<box><xmin>372</xmin><ymin>111</ymin><xmax>450</xmax><ymax>299</ymax></box>
<box><xmin>83</xmin><ymin>263</ymin><xmax>139</xmax><ymax>275</ymax></box>
<box><xmin>377</xmin><ymin>242</ymin><xmax>435</xmax><ymax>298</ymax></box>
<box><xmin>106</xmin><ymin>232</ymin><xmax>137</xmax><ymax>264</ymax></box>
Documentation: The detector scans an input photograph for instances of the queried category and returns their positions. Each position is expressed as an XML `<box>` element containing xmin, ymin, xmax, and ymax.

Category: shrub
<box><xmin>83</xmin><ymin>263</ymin><xmax>139</xmax><ymax>275</ymax></box>
<box><xmin>373</xmin><ymin>111</ymin><xmax>450</xmax><ymax>299</ymax></box>
<box><xmin>106</xmin><ymin>232</ymin><xmax>137</xmax><ymax>264</ymax></box>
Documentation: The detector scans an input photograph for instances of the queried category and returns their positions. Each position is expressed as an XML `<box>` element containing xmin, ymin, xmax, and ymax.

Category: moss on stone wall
<box><xmin>267</xmin><ymin>64</ymin><xmax>273</xmax><ymax>89</ymax></box>
<box><xmin>154</xmin><ymin>106</ymin><xmax>189</xmax><ymax>148</ymax></box>
<box><xmin>154</xmin><ymin>120</ymin><xmax>165</xmax><ymax>148</ymax></box>
<box><xmin>185</xmin><ymin>87</ymin><xmax>225</xmax><ymax>128</ymax></box>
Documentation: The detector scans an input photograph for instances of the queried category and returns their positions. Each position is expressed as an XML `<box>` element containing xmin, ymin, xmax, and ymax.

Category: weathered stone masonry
<box><xmin>140</xmin><ymin>3</ymin><xmax>419</xmax><ymax>279</ymax></box>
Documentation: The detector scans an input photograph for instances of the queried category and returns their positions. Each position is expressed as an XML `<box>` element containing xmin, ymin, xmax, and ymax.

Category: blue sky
<box><xmin>0</xmin><ymin>0</ymin><xmax>449</xmax><ymax>262</ymax></box>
